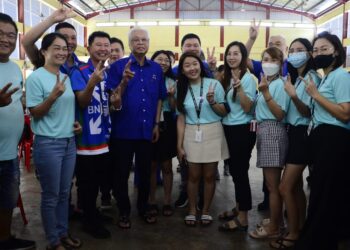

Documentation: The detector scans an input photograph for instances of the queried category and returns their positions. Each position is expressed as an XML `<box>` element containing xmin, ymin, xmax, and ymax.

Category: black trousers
<box><xmin>75</xmin><ymin>153</ymin><xmax>110</xmax><ymax>221</ymax></box>
<box><xmin>223</xmin><ymin>124</ymin><xmax>256</xmax><ymax>211</ymax></box>
<box><xmin>295</xmin><ymin>124</ymin><xmax>350</xmax><ymax>250</ymax></box>
<box><xmin>110</xmin><ymin>138</ymin><xmax>152</xmax><ymax>217</ymax></box>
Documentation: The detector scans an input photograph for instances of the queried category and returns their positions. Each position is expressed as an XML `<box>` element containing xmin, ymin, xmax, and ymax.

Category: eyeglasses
<box><xmin>312</xmin><ymin>47</ymin><xmax>334</xmax><ymax>55</ymax></box>
<box><xmin>131</xmin><ymin>38</ymin><xmax>149</xmax><ymax>44</ymax></box>
<box><xmin>0</xmin><ymin>31</ymin><xmax>17</xmax><ymax>41</ymax></box>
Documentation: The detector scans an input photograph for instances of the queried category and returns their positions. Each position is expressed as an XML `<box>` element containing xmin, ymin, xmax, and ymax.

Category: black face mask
<box><xmin>314</xmin><ymin>54</ymin><xmax>335</xmax><ymax>69</ymax></box>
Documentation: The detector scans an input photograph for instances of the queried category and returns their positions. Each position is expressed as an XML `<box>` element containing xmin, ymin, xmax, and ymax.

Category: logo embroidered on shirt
<box><xmin>152</xmin><ymin>74</ymin><xmax>157</xmax><ymax>80</ymax></box>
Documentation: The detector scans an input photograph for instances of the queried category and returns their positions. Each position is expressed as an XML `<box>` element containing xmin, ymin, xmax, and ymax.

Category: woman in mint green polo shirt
<box><xmin>177</xmin><ymin>52</ymin><xmax>229</xmax><ymax>226</ymax></box>
<box><xmin>217</xmin><ymin>41</ymin><xmax>256</xmax><ymax>233</ymax></box>
<box><xmin>270</xmin><ymin>38</ymin><xmax>321</xmax><ymax>249</ymax></box>
<box><xmin>295</xmin><ymin>32</ymin><xmax>350</xmax><ymax>250</ymax></box>
<box><xmin>25</xmin><ymin>33</ymin><xmax>81</xmax><ymax>250</ymax></box>
<box><xmin>249</xmin><ymin>47</ymin><xmax>290</xmax><ymax>240</ymax></box>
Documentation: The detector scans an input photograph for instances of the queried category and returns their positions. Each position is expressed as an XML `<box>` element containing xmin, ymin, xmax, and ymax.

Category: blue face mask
<box><xmin>287</xmin><ymin>52</ymin><xmax>309</xmax><ymax>68</ymax></box>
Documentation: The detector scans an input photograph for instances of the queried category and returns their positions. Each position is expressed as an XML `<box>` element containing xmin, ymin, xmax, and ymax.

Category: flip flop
<box><xmin>249</xmin><ymin>225</ymin><xmax>280</xmax><ymax>239</ymax></box>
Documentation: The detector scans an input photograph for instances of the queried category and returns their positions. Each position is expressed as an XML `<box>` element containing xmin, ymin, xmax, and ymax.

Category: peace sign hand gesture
<box><xmin>249</xmin><ymin>18</ymin><xmax>261</xmax><ymax>41</ymax></box>
<box><xmin>207</xmin><ymin>47</ymin><xmax>217</xmax><ymax>71</ymax></box>
<box><xmin>258</xmin><ymin>73</ymin><xmax>269</xmax><ymax>93</ymax></box>
<box><xmin>90</xmin><ymin>61</ymin><xmax>106</xmax><ymax>85</ymax></box>
<box><xmin>51</xmin><ymin>73</ymin><xmax>68</xmax><ymax>100</ymax></box>
<box><xmin>231</xmin><ymin>69</ymin><xmax>242</xmax><ymax>92</ymax></box>
<box><xmin>301</xmin><ymin>73</ymin><xmax>319</xmax><ymax>99</ymax></box>
<box><xmin>122</xmin><ymin>60</ymin><xmax>135</xmax><ymax>85</ymax></box>
<box><xmin>0</xmin><ymin>83</ymin><xmax>19</xmax><ymax>107</ymax></box>
<box><xmin>206</xmin><ymin>82</ymin><xmax>217</xmax><ymax>104</ymax></box>
<box><xmin>284</xmin><ymin>74</ymin><xmax>297</xmax><ymax>98</ymax></box>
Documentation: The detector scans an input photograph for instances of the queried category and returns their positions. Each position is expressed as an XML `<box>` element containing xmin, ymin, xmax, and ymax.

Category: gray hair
<box><xmin>128</xmin><ymin>26</ymin><xmax>149</xmax><ymax>43</ymax></box>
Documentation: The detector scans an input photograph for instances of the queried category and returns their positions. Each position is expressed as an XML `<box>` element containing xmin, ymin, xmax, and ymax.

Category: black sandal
<box><xmin>60</xmin><ymin>235</ymin><xmax>82</xmax><ymax>249</ymax></box>
<box><xmin>269</xmin><ymin>233</ymin><xmax>297</xmax><ymax>249</ymax></box>
<box><xmin>218</xmin><ymin>217</ymin><xmax>248</xmax><ymax>232</ymax></box>
<box><xmin>118</xmin><ymin>216</ymin><xmax>131</xmax><ymax>229</ymax></box>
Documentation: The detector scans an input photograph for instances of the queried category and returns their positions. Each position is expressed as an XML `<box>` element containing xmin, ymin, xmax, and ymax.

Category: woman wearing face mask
<box><xmin>217</xmin><ymin>42</ymin><xmax>256</xmax><ymax>232</ymax></box>
<box><xmin>249</xmin><ymin>47</ymin><xmax>290</xmax><ymax>239</ymax></box>
<box><xmin>25</xmin><ymin>33</ymin><xmax>82</xmax><ymax>250</ymax></box>
<box><xmin>177</xmin><ymin>52</ymin><xmax>229</xmax><ymax>226</ymax></box>
<box><xmin>295</xmin><ymin>32</ymin><xmax>350</xmax><ymax>250</ymax></box>
<box><xmin>269</xmin><ymin>38</ymin><xmax>321</xmax><ymax>249</ymax></box>
<box><xmin>148</xmin><ymin>50</ymin><xmax>176</xmax><ymax>216</ymax></box>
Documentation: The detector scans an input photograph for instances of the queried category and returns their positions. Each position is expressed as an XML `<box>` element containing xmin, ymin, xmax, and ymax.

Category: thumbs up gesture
<box><xmin>51</xmin><ymin>73</ymin><xmax>68</xmax><ymax>100</ymax></box>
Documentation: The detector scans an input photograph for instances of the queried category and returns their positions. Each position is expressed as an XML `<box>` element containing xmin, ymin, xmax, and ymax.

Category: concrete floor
<box><xmin>11</xmin><ymin>147</ymin><xmax>339</xmax><ymax>250</ymax></box>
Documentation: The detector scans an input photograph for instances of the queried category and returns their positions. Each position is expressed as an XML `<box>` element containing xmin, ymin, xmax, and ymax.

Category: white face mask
<box><xmin>262</xmin><ymin>63</ymin><xmax>280</xmax><ymax>76</ymax></box>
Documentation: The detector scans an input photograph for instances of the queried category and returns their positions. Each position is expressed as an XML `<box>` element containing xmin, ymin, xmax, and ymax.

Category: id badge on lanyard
<box><xmin>189</xmin><ymin>80</ymin><xmax>204</xmax><ymax>143</ymax></box>
<box><xmin>195</xmin><ymin>121</ymin><xmax>203</xmax><ymax>142</ymax></box>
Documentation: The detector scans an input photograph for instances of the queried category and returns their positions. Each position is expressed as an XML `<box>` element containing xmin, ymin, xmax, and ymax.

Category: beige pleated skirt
<box><xmin>183</xmin><ymin>122</ymin><xmax>229</xmax><ymax>163</ymax></box>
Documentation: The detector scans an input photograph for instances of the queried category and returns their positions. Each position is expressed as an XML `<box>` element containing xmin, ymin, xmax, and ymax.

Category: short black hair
<box><xmin>55</xmin><ymin>22</ymin><xmax>76</xmax><ymax>32</ymax></box>
<box><xmin>110</xmin><ymin>37</ymin><xmax>124</xmax><ymax>51</ymax></box>
<box><xmin>312</xmin><ymin>31</ymin><xmax>345</xmax><ymax>69</ymax></box>
<box><xmin>0</xmin><ymin>13</ymin><xmax>18</xmax><ymax>34</ymax></box>
<box><xmin>88</xmin><ymin>31</ymin><xmax>110</xmax><ymax>46</ymax></box>
<box><xmin>181</xmin><ymin>33</ymin><xmax>201</xmax><ymax>47</ymax></box>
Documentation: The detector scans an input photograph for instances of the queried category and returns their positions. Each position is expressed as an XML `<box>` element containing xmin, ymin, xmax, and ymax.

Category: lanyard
<box><xmin>189</xmin><ymin>79</ymin><xmax>204</xmax><ymax>125</ymax></box>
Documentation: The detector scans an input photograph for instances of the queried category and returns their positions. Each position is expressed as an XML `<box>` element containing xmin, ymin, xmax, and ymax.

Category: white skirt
<box><xmin>183</xmin><ymin>122</ymin><xmax>229</xmax><ymax>163</ymax></box>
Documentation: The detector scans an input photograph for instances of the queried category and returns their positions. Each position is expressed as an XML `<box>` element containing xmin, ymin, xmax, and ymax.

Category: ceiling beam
<box><xmin>227</xmin><ymin>0</ymin><xmax>315</xmax><ymax>19</ymax></box>
<box><xmin>306</xmin><ymin>0</ymin><xmax>327</xmax><ymax>12</ymax></box>
<box><xmin>86</xmin><ymin>0</ymin><xmax>173</xmax><ymax>19</ymax></box>
<box><xmin>282</xmin><ymin>0</ymin><xmax>293</xmax><ymax>8</ymax></box>
<box><xmin>315</xmin><ymin>0</ymin><xmax>348</xmax><ymax>18</ymax></box>
<box><xmin>79</xmin><ymin>0</ymin><xmax>96</xmax><ymax>12</ymax></box>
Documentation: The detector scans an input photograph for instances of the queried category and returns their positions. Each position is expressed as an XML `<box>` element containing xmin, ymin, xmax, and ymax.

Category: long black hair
<box><xmin>151</xmin><ymin>50</ymin><xmax>175</xmax><ymax>80</ymax></box>
<box><xmin>287</xmin><ymin>38</ymin><xmax>315</xmax><ymax>84</ymax></box>
<box><xmin>223</xmin><ymin>41</ymin><xmax>248</xmax><ymax>100</ymax></box>
<box><xmin>35</xmin><ymin>32</ymin><xmax>68</xmax><ymax>69</ymax></box>
<box><xmin>176</xmin><ymin>52</ymin><xmax>208</xmax><ymax>114</ymax></box>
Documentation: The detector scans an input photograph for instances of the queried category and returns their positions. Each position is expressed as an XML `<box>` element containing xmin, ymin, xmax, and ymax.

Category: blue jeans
<box><xmin>33</xmin><ymin>135</ymin><xmax>76</xmax><ymax>246</ymax></box>
<box><xmin>0</xmin><ymin>158</ymin><xmax>20</xmax><ymax>209</ymax></box>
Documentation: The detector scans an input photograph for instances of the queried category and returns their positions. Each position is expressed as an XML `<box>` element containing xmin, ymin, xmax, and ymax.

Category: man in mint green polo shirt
<box><xmin>0</xmin><ymin>13</ymin><xmax>36</xmax><ymax>250</ymax></box>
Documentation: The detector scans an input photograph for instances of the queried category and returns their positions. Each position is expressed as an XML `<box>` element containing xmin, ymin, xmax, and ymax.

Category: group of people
<box><xmin>0</xmin><ymin>6</ymin><xmax>350</xmax><ymax>250</ymax></box>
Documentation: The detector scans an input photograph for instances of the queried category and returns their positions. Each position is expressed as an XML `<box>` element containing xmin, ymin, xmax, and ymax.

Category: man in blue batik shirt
<box><xmin>107</xmin><ymin>27</ymin><xmax>166</xmax><ymax>228</ymax></box>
